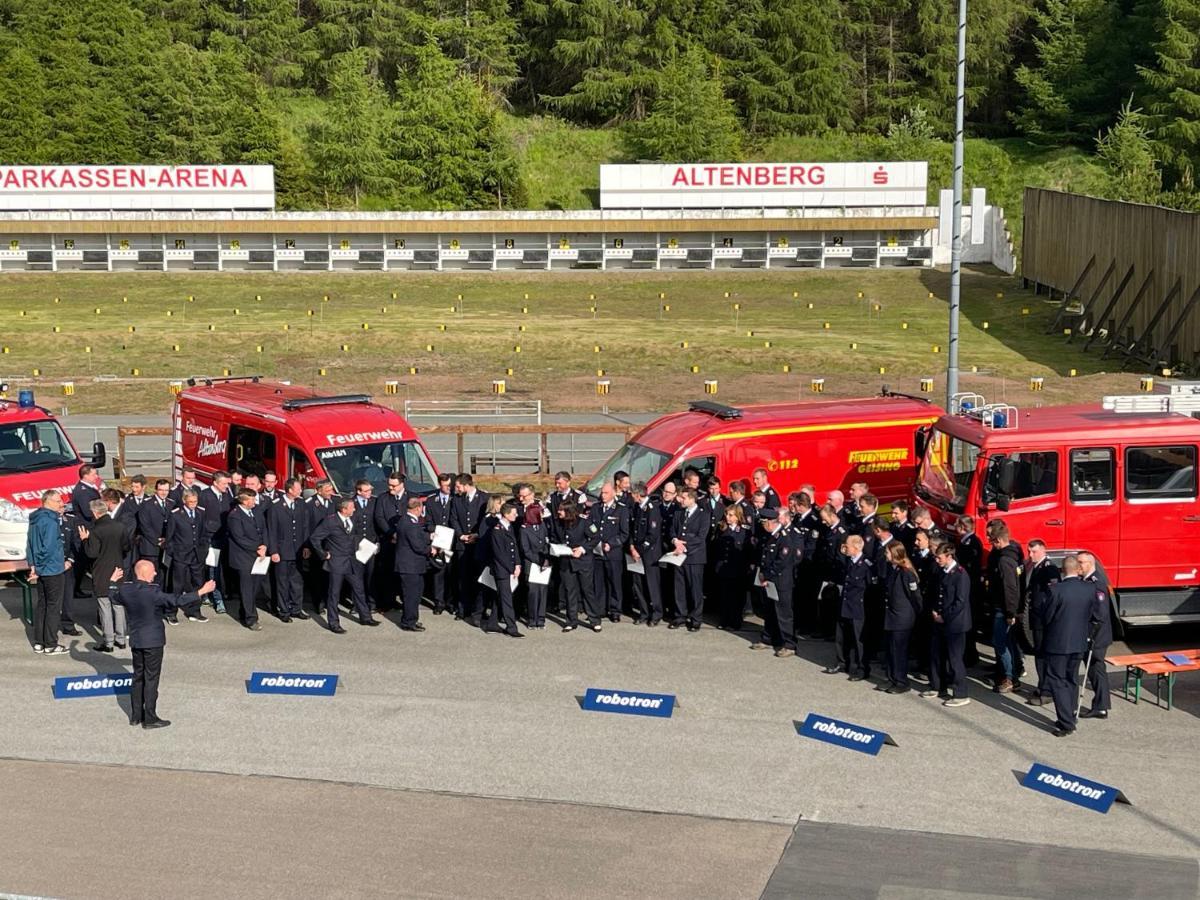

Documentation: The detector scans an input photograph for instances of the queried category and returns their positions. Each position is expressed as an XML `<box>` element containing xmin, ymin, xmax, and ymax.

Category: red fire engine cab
<box><xmin>913</xmin><ymin>381</ymin><xmax>1200</xmax><ymax>626</ymax></box>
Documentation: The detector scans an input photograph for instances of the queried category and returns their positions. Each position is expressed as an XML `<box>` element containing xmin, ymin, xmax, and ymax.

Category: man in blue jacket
<box><xmin>923</xmin><ymin>542</ymin><xmax>973</xmax><ymax>708</ymax></box>
<box><xmin>26</xmin><ymin>490</ymin><xmax>71</xmax><ymax>654</ymax></box>
<box><xmin>1041</xmin><ymin>556</ymin><xmax>1097</xmax><ymax>736</ymax></box>
<box><xmin>108</xmin><ymin>560</ymin><xmax>215</xmax><ymax>729</ymax></box>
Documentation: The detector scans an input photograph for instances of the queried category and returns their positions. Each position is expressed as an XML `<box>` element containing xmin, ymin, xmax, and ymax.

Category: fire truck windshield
<box><xmin>915</xmin><ymin>428</ymin><xmax>980</xmax><ymax>512</ymax></box>
<box><xmin>0</xmin><ymin>420</ymin><xmax>78</xmax><ymax>474</ymax></box>
<box><xmin>316</xmin><ymin>440</ymin><xmax>438</xmax><ymax>496</ymax></box>
<box><xmin>585</xmin><ymin>441</ymin><xmax>673</xmax><ymax>495</ymax></box>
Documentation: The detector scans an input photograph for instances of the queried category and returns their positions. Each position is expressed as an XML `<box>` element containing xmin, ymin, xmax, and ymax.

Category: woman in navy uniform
<box><xmin>519</xmin><ymin>503</ymin><xmax>550</xmax><ymax>629</ymax></box>
<box><xmin>557</xmin><ymin>502</ymin><xmax>601</xmax><ymax>632</ymax></box>
<box><xmin>883</xmin><ymin>543</ymin><xmax>923</xmax><ymax>694</ymax></box>
<box><xmin>713</xmin><ymin>505</ymin><xmax>750</xmax><ymax>630</ymax></box>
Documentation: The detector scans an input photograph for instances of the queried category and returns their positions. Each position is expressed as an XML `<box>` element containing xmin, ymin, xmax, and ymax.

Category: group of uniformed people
<box><xmin>25</xmin><ymin>461</ymin><xmax>1114</xmax><ymax>733</ymax></box>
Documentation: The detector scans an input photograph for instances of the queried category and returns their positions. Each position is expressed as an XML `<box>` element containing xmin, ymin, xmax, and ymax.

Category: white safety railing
<box><xmin>403</xmin><ymin>399</ymin><xmax>542</xmax><ymax>424</ymax></box>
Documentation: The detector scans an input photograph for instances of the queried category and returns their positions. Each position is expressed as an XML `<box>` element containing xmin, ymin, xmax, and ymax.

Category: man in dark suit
<box><xmin>450</xmin><ymin>475</ymin><xmax>489</xmax><ymax>624</ymax></box>
<box><xmin>200</xmin><ymin>472</ymin><xmax>233</xmax><ymax>615</ymax></box>
<box><xmin>82</xmin><ymin>498</ymin><xmax>131</xmax><ymax>652</ymax></box>
<box><xmin>486</xmin><ymin>501</ymin><xmax>523</xmax><ymax>637</ymax></box>
<box><xmin>1078</xmin><ymin>552</ymin><xmax>1113</xmax><ymax>720</ymax></box>
<box><xmin>226</xmin><ymin>488</ymin><xmax>268</xmax><ymax>630</ymax></box>
<box><xmin>108</xmin><ymin>560</ymin><xmax>216</xmax><ymax>728</ymax></box>
<box><xmin>350</xmin><ymin>479</ymin><xmax>380</xmax><ymax>610</ymax></box>
<box><xmin>955</xmin><ymin>515</ymin><xmax>984</xmax><ymax>667</ymax></box>
<box><xmin>304</xmin><ymin>479</ymin><xmax>339</xmax><ymax>612</ymax></box>
<box><xmin>309</xmin><ymin>498</ymin><xmax>376</xmax><ymax>633</ymax></box>
<box><xmin>1021</xmin><ymin>539</ymin><xmax>1060</xmax><ymax>706</ymax></box>
<box><xmin>593</xmin><ymin>482</ymin><xmax>630</xmax><ymax>623</ymax></box>
<box><xmin>925</xmin><ymin>542</ymin><xmax>973</xmax><ymax>707</ymax></box>
<box><xmin>164</xmin><ymin>488</ymin><xmax>209</xmax><ymax>624</ymax></box>
<box><xmin>167</xmin><ymin>467</ymin><xmax>199</xmax><ymax>507</ymax></box>
<box><xmin>107</xmin><ymin>487</ymin><xmax>140</xmax><ymax>572</ymax></box>
<box><xmin>1041</xmin><ymin>555</ymin><xmax>1097</xmax><ymax>736</ymax></box>
<box><xmin>373</xmin><ymin>472</ymin><xmax>408</xmax><ymax>610</ymax></box>
<box><xmin>394</xmin><ymin>496</ymin><xmax>432</xmax><ymax>632</ymax></box>
<box><xmin>628</xmin><ymin>482</ymin><xmax>664</xmax><ymax>625</ymax></box>
<box><xmin>67</xmin><ymin>464</ymin><xmax>103</xmax><ymax>600</ymax></box>
<box><xmin>669</xmin><ymin>488</ymin><xmax>710</xmax><ymax>632</ymax></box>
<box><xmin>825</xmin><ymin>534</ymin><xmax>871</xmax><ymax>679</ymax></box>
<box><xmin>267</xmin><ymin>478</ymin><xmax>310</xmax><ymax>623</ymax></box>
<box><xmin>136</xmin><ymin>479</ymin><xmax>173</xmax><ymax>581</ymax></box>
<box><xmin>425</xmin><ymin>473</ymin><xmax>455</xmax><ymax>614</ymax></box>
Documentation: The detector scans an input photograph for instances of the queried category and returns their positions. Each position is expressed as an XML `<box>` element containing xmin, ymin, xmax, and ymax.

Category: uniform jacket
<box><xmin>373</xmin><ymin>491</ymin><xmax>408</xmax><ymax>542</ymax></box>
<box><xmin>425</xmin><ymin>490</ymin><xmax>454</xmax><ymax>531</ymax></box>
<box><xmin>305</xmin><ymin>495</ymin><xmax>339</xmax><ymax>540</ymax></box>
<box><xmin>266</xmin><ymin>498</ymin><xmax>309</xmax><ymax>562</ymax></box>
<box><xmin>673</xmin><ymin>505</ymin><xmax>710</xmax><ymax>565</ymax></box>
<box><xmin>450</xmin><ymin>490</ymin><xmax>489</xmax><ymax>559</ymax></box>
<box><xmin>200</xmin><ymin>486</ymin><xmax>233</xmax><ymax>550</ymax></box>
<box><xmin>713</xmin><ymin>525</ymin><xmax>750</xmax><ymax>579</ymax></box>
<box><xmin>136</xmin><ymin>497</ymin><xmax>174</xmax><ymax>558</ymax></box>
<box><xmin>760</xmin><ymin>528</ymin><xmax>795</xmax><ymax>587</ymax></box>
<box><xmin>759</xmin><ymin>485</ymin><xmax>781</xmax><ymax>509</ymax></box>
<box><xmin>594</xmin><ymin>502</ymin><xmax>630</xmax><ymax>559</ymax></box>
<box><xmin>226</xmin><ymin>504</ymin><xmax>268</xmax><ymax>571</ymax></box>
<box><xmin>350</xmin><ymin>496</ymin><xmax>378</xmax><ymax>544</ymax></box>
<box><xmin>547</xmin><ymin>488</ymin><xmax>587</xmax><ymax>540</ymax></box>
<box><xmin>166</xmin><ymin>506</ymin><xmax>210</xmax><ymax>566</ymax></box>
<box><xmin>489</xmin><ymin>522</ymin><xmax>520</xmax><ymax>578</ymax></box>
<box><xmin>630</xmin><ymin>499</ymin><xmax>664</xmax><ymax>563</ymax></box>
<box><xmin>519</xmin><ymin>521</ymin><xmax>549</xmax><ymax>568</ymax></box>
<box><xmin>1085</xmin><ymin>571</ymin><xmax>1114</xmax><ymax>647</ymax></box>
<box><xmin>560</xmin><ymin>518</ymin><xmax>599</xmax><ymax>573</ymax></box>
<box><xmin>884</xmin><ymin>565</ymin><xmax>923</xmax><ymax>632</ymax></box>
<box><xmin>840</xmin><ymin>555</ymin><xmax>871</xmax><ymax>619</ymax></box>
<box><xmin>110</xmin><ymin>579</ymin><xmax>201</xmax><ymax>649</ymax></box>
<box><xmin>395</xmin><ymin>514</ymin><xmax>432</xmax><ymax>575</ymax></box>
<box><xmin>71</xmin><ymin>481</ymin><xmax>101</xmax><ymax>522</ymax></box>
<box><xmin>1042</xmin><ymin>577</ymin><xmax>1097</xmax><ymax>655</ymax></box>
<box><xmin>1023</xmin><ymin>558</ymin><xmax>1061</xmax><ymax>634</ymax></box>
<box><xmin>935</xmin><ymin>563</ymin><xmax>972</xmax><ymax>634</ymax></box>
<box><xmin>309</xmin><ymin>514</ymin><xmax>359</xmax><ymax>574</ymax></box>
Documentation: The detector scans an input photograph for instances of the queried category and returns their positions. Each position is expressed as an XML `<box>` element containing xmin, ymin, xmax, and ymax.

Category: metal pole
<box><xmin>946</xmin><ymin>0</ymin><xmax>967</xmax><ymax>405</ymax></box>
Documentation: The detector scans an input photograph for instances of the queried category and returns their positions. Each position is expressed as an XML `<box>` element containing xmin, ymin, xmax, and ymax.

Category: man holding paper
<box><xmin>395</xmin><ymin>496</ymin><xmax>432</xmax><ymax>632</ymax></box>
<box><xmin>267</xmin><ymin>478</ymin><xmax>310</xmax><ymax>622</ymax></box>
<box><xmin>519</xmin><ymin>503</ymin><xmax>550</xmax><ymax>628</ymax></box>
<box><xmin>669</xmin><ymin>489</ymin><xmax>710</xmax><ymax>632</ymax></box>
<box><xmin>593</xmin><ymin>482</ymin><xmax>630</xmax><ymax>623</ymax></box>
<box><xmin>425</xmin><ymin>473</ymin><xmax>457</xmax><ymax>615</ymax></box>
<box><xmin>628</xmin><ymin>482</ymin><xmax>664</xmax><ymax>626</ymax></box>
<box><xmin>309</xmin><ymin>498</ymin><xmax>377</xmax><ymax>633</ymax></box>
<box><xmin>226</xmin><ymin>488</ymin><xmax>268</xmax><ymax>631</ymax></box>
<box><xmin>753</xmin><ymin>508</ymin><xmax>797</xmax><ymax>657</ymax></box>
<box><xmin>486</xmin><ymin>502</ymin><xmax>524</xmax><ymax>638</ymax></box>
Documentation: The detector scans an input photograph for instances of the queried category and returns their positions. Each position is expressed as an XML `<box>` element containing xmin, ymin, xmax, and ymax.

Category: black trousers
<box><xmin>131</xmin><ymin>645</ymin><xmax>164</xmax><ymax>723</ymax></box>
<box><xmin>169</xmin><ymin>560</ymin><xmax>204</xmax><ymax>616</ymax></box>
<box><xmin>632</xmin><ymin>563</ymin><xmax>662</xmax><ymax>623</ymax></box>
<box><xmin>487</xmin><ymin>569</ymin><xmax>517</xmax><ymax>633</ymax></box>
<box><xmin>459</xmin><ymin>557</ymin><xmax>484</xmax><ymax>620</ymax></box>
<box><xmin>930</xmin><ymin>629</ymin><xmax>968</xmax><ymax>697</ymax></box>
<box><xmin>1087</xmin><ymin>643</ymin><xmax>1111</xmax><ymax>711</ymax></box>
<box><xmin>835</xmin><ymin>617</ymin><xmax>866</xmax><ymax>675</ymax></box>
<box><xmin>886</xmin><ymin>628</ymin><xmax>912</xmax><ymax>686</ymax></box>
<box><xmin>60</xmin><ymin>563</ymin><xmax>77</xmax><ymax>628</ymax></box>
<box><xmin>562</xmin><ymin>564</ymin><xmax>600</xmax><ymax>624</ymax></box>
<box><xmin>761</xmin><ymin>576</ymin><xmax>795</xmax><ymax>648</ymax></box>
<box><xmin>595</xmin><ymin>555</ymin><xmax>624</xmax><ymax>618</ymax></box>
<box><xmin>1046</xmin><ymin>652</ymin><xmax>1083</xmax><ymax>731</ymax></box>
<box><xmin>35</xmin><ymin>573</ymin><xmax>64</xmax><ymax>647</ymax></box>
<box><xmin>235</xmin><ymin>570</ymin><xmax>263</xmax><ymax>625</ymax></box>
<box><xmin>428</xmin><ymin>562</ymin><xmax>452</xmax><ymax>611</ymax></box>
<box><xmin>673</xmin><ymin>564</ymin><xmax>705</xmax><ymax>624</ymax></box>
<box><xmin>273</xmin><ymin>559</ymin><xmax>304</xmax><ymax>616</ymax></box>
<box><xmin>526</xmin><ymin>583</ymin><xmax>547</xmax><ymax>625</ymax></box>
<box><xmin>399</xmin><ymin>572</ymin><xmax>424</xmax><ymax>628</ymax></box>
<box><xmin>327</xmin><ymin>564</ymin><xmax>370</xmax><ymax>627</ymax></box>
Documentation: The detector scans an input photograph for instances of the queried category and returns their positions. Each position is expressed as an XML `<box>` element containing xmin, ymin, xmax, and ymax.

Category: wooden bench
<box><xmin>1105</xmin><ymin>649</ymin><xmax>1200</xmax><ymax>710</ymax></box>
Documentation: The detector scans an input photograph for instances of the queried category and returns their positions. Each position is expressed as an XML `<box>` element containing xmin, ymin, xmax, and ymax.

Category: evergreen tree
<box><xmin>306</xmin><ymin>49</ymin><xmax>391</xmax><ymax>207</ymax></box>
<box><xmin>1139</xmin><ymin>0</ymin><xmax>1200</xmax><ymax>184</ymax></box>
<box><xmin>0</xmin><ymin>46</ymin><xmax>55</xmax><ymax>163</ymax></box>
<box><xmin>622</xmin><ymin>48</ymin><xmax>742</xmax><ymax>161</ymax></box>
<box><xmin>208</xmin><ymin>0</ymin><xmax>313</xmax><ymax>87</ymax></box>
<box><xmin>1095</xmin><ymin>99</ymin><xmax>1164</xmax><ymax>202</ymax></box>
<box><xmin>310</xmin><ymin>0</ymin><xmax>430</xmax><ymax>89</ymax></box>
<box><xmin>424</xmin><ymin>0</ymin><xmax>521</xmax><ymax>98</ymax></box>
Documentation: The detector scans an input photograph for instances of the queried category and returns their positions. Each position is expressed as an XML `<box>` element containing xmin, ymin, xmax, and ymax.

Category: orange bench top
<box><xmin>1107</xmin><ymin>649</ymin><xmax>1200</xmax><ymax>668</ymax></box>
<box><xmin>1136</xmin><ymin>660</ymin><xmax>1200</xmax><ymax>675</ymax></box>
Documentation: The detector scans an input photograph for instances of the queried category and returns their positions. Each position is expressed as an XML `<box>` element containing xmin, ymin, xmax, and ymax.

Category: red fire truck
<box><xmin>913</xmin><ymin>382</ymin><xmax>1200</xmax><ymax>626</ymax></box>
<box><xmin>172</xmin><ymin>377</ymin><xmax>439</xmax><ymax>495</ymax></box>
<box><xmin>0</xmin><ymin>387</ymin><xmax>105</xmax><ymax>572</ymax></box>
<box><xmin>587</xmin><ymin>393</ymin><xmax>943</xmax><ymax>501</ymax></box>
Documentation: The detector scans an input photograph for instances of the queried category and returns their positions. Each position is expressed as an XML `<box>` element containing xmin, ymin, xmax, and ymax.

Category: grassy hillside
<box><xmin>0</xmin><ymin>268</ymin><xmax>1142</xmax><ymax>417</ymax></box>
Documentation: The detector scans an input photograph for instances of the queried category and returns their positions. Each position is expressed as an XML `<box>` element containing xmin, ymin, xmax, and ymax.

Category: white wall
<box><xmin>932</xmin><ymin>188</ymin><xmax>1016</xmax><ymax>274</ymax></box>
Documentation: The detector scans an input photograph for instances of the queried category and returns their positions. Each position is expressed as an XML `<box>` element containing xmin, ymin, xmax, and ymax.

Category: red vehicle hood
<box><xmin>0</xmin><ymin>466</ymin><xmax>79</xmax><ymax>508</ymax></box>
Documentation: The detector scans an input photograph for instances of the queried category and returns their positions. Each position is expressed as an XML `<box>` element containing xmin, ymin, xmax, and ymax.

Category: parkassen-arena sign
<box><xmin>0</xmin><ymin>164</ymin><xmax>276</xmax><ymax>210</ymax></box>
<box><xmin>599</xmin><ymin>161</ymin><xmax>928</xmax><ymax>209</ymax></box>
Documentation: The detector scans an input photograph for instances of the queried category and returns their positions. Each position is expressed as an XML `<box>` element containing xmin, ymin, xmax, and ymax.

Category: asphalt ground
<box><xmin>2</xmin><ymin>584</ymin><xmax>1198</xmax><ymax>898</ymax></box>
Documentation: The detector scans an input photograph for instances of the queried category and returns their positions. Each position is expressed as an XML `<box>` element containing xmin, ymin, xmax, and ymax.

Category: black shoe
<box><xmin>165</xmin><ymin>615</ymin><xmax>178</xmax><ymax>626</ymax></box>
<box><xmin>822</xmin><ymin>666</ymin><xmax>845</xmax><ymax>675</ymax></box>
<box><xmin>187</xmin><ymin>613</ymin><xmax>208</xmax><ymax>623</ymax></box>
<box><xmin>648</xmin><ymin>619</ymin><xmax>661</xmax><ymax>627</ymax></box>
<box><xmin>687</xmin><ymin>623</ymin><xmax>700</xmax><ymax>632</ymax></box>
<box><xmin>129</xmin><ymin>718</ymin><xmax>142</xmax><ymax>727</ymax></box>
<box><xmin>562</xmin><ymin>624</ymin><xmax>577</xmax><ymax>633</ymax></box>
<box><xmin>361</xmin><ymin>617</ymin><xmax>380</xmax><ymax>627</ymax></box>
<box><xmin>667</xmin><ymin>621</ymin><xmax>684</xmax><ymax>630</ymax></box>
<box><xmin>505</xmin><ymin>629</ymin><xmax>525</xmax><ymax>638</ymax></box>
<box><xmin>609</xmin><ymin>614</ymin><xmax>620</xmax><ymax>623</ymax></box>
<box><xmin>279</xmin><ymin>615</ymin><xmax>292</xmax><ymax>623</ymax></box>
<box><xmin>294</xmin><ymin>610</ymin><xmax>310</xmax><ymax>620</ymax></box>
<box><xmin>1080</xmin><ymin>708</ymin><xmax>1109</xmax><ymax>719</ymax></box>
<box><xmin>885</xmin><ymin>684</ymin><xmax>911</xmax><ymax>694</ymax></box>
<box><xmin>849</xmin><ymin>674</ymin><xmax>866</xmax><ymax>682</ymax></box>
<box><xmin>61</xmin><ymin>626</ymin><xmax>82</xmax><ymax>636</ymax></box>
<box><xmin>1025</xmin><ymin>694</ymin><xmax>1049</xmax><ymax>706</ymax></box>
<box><xmin>94</xmin><ymin>644</ymin><xmax>114</xmax><ymax>653</ymax></box>
<box><xmin>400</xmin><ymin>623</ymin><xmax>426</xmax><ymax>632</ymax></box>
<box><xmin>142</xmin><ymin>719</ymin><xmax>171</xmax><ymax>730</ymax></box>
<box><xmin>329</xmin><ymin>624</ymin><xmax>347</xmax><ymax>634</ymax></box>
<box><xmin>1052</xmin><ymin>726</ymin><xmax>1075</xmax><ymax>737</ymax></box>
<box><xmin>433</xmin><ymin>607</ymin><xmax>444</xmax><ymax>615</ymax></box>
<box><xmin>114</xmin><ymin>641</ymin><xmax>127</xmax><ymax>649</ymax></box>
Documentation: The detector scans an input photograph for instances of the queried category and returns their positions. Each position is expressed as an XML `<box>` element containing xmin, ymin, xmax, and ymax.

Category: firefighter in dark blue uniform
<box><xmin>1040</xmin><ymin>555</ymin><xmax>1097</xmax><ymax>735</ymax></box>
<box><xmin>592</xmin><ymin>483</ymin><xmax>630</xmax><ymax>623</ymax></box>
<box><xmin>825</xmin><ymin>533</ymin><xmax>871</xmax><ymax>679</ymax></box>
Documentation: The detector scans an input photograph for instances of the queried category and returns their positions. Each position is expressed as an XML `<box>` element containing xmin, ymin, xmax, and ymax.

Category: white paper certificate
<box><xmin>432</xmin><ymin>525</ymin><xmax>455</xmax><ymax>552</ymax></box>
<box><xmin>356</xmin><ymin>539</ymin><xmax>379</xmax><ymax>564</ymax></box>
<box><xmin>625</xmin><ymin>553</ymin><xmax>645</xmax><ymax>574</ymax></box>
<box><xmin>659</xmin><ymin>552</ymin><xmax>686</xmax><ymax>567</ymax></box>
<box><xmin>549</xmin><ymin>543</ymin><xmax>573</xmax><ymax>558</ymax></box>
<box><xmin>528</xmin><ymin>563</ymin><xmax>552</xmax><ymax>585</ymax></box>
<box><xmin>205</xmin><ymin>547</ymin><xmax>221</xmax><ymax>567</ymax></box>
<box><xmin>251</xmin><ymin>556</ymin><xmax>271</xmax><ymax>576</ymax></box>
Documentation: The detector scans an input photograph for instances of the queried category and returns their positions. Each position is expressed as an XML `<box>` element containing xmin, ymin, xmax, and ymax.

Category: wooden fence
<box><xmin>1021</xmin><ymin>188</ymin><xmax>1200</xmax><ymax>368</ymax></box>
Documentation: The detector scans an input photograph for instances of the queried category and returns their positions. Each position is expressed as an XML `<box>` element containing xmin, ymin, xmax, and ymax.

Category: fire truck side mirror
<box><xmin>914</xmin><ymin>427</ymin><xmax>929</xmax><ymax>460</ymax></box>
<box><xmin>985</xmin><ymin>456</ymin><xmax>1015</xmax><ymax>510</ymax></box>
<box><xmin>91</xmin><ymin>441</ymin><xmax>107</xmax><ymax>470</ymax></box>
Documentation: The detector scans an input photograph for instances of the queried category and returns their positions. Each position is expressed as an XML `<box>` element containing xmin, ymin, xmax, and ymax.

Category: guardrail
<box><xmin>115</xmin><ymin>422</ymin><xmax>638</xmax><ymax>479</ymax></box>
<box><xmin>403</xmin><ymin>399</ymin><xmax>543</xmax><ymax>424</ymax></box>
